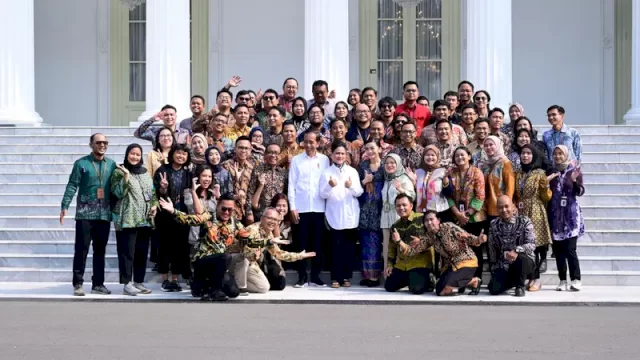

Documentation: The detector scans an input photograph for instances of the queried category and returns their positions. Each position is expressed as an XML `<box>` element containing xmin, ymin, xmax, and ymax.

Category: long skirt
<box><xmin>359</xmin><ymin>229</ymin><xmax>383</xmax><ymax>280</ymax></box>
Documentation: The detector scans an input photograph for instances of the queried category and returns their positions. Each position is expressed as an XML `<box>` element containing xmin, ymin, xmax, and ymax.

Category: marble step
<box><xmin>0</xmin><ymin>127</ymin><xmax>136</xmax><ymax>136</ymax></box>
<box><xmin>579</xmin><ymin>195</ymin><xmax>640</xmax><ymax>206</ymax></box>
<box><xmin>0</xmin><ymin>152</ymin><xmax>151</xmax><ymax>163</ymax></box>
<box><xmin>580</xmin><ymin>230</ymin><xmax>640</xmax><ymax>243</ymax></box>
<box><xmin>0</xmin><ymin>195</ymin><xmax>68</xmax><ymax>204</ymax></box>
<box><xmin>580</xmin><ymin>163</ymin><xmax>640</xmax><ymax>172</ymax></box>
<box><xmin>581</xmin><ymin>153</ymin><xmax>640</xmax><ymax>162</ymax></box>
<box><xmin>0</xmin><ymin>173</ymin><xmax>86</xmax><ymax>183</ymax></box>
<box><xmin>0</xmin><ymin>144</ymin><xmax>149</xmax><ymax>153</ymax></box>
<box><xmin>560</xmin><ymin>126</ymin><xmax>640</xmax><ymax>135</ymax></box>
<box><xmin>580</xmin><ymin>134</ymin><xmax>640</xmax><ymax>143</ymax></box>
<box><xmin>0</xmin><ymin>267</ymin><xmax>638</xmax><ymax>286</ymax></box>
<box><xmin>0</xmin><ymin>228</ymin><xmax>116</xmax><ymax>240</ymax></box>
<box><xmin>585</xmin><ymin>183</ymin><xmax>640</xmax><ymax>194</ymax></box>
<box><xmin>0</xmin><ymin>254</ymin><xmax>122</xmax><ymax>269</ymax></box>
<box><xmin>0</xmin><ymin>183</ymin><xmax>70</xmax><ymax>194</ymax></box>
<box><xmin>583</xmin><ymin>172</ymin><xmax>640</xmax><ymax>183</ymax></box>
<box><xmin>0</xmin><ymin>135</ymin><xmax>139</xmax><ymax>145</ymax></box>
<box><xmin>584</xmin><ymin>219</ymin><xmax>640</xmax><ymax>231</ymax></box>
<box><xmin>583</xmin><ymin>144</ymin><xmax>640</xmax><ymax>152</ymax></box>
<box><xmin>580</xmin><ymin>206</ymin><xmax>640</xmax><ymax>218</ymax></box>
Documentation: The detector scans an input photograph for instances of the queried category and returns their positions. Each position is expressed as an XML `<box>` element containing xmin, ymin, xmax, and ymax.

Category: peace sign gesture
<box><xmin>159</xmin><ymin>172</ymin><xmax>169</xmax><ymax>189</ymax></box>
<box><xmin>192</xmin><ymin>177</ymin><xmax>201</xmax><ymax>192</ymax></box>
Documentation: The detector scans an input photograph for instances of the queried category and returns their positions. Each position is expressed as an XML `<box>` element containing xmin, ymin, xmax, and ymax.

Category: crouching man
<box><xmin>240</xmin><ymin>207</ymin><xmax>316</xmax><ymax>293</ymax></box>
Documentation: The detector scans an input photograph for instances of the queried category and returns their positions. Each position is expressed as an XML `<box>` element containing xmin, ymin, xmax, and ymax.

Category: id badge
<box><xmin>560</xmin><ymin>196</ymin><xmax>568</xmax><ymax>208</ymax></box>
<box><xmin>458</xmin><ymin>203</ymin><xmax>465</xmax><ymax>213</ymax></box>
<box><xmin>143</xmin><ymin>192</ymin><xmax>151</xmax><ymax>202</ymax></box>
<box><xmin>518</xmin><ymin>202</ymin><xmax>524</xmax><ymax>210</ymax></box>
<box><xmin>96</xmin><ymin>187</ymin><xmax>105</xmax><ymax>200</ymax></box>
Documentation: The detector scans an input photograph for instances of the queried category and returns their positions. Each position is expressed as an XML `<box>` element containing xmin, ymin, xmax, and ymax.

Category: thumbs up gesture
<box><xmin>478</xmin><ymin>229</ymin><xmax>487</xmax><ymax>244</ymax></box>
<box><xmin>328</xmin><ymin>176</ymin><xmax>337</xmax><ymax>188</ymax></box>
<box><xmin>345</xmin><ymin>177</ymin><xmax>353</xmax><ymax>188</ymax></box>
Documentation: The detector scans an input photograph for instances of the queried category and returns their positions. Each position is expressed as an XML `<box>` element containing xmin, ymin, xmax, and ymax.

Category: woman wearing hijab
<box><xmin>249</xmin><ymin>127</ymin><xmax>265</xmax><ymax>165</ymax></box>
<box><xmin>548</xmin><ymin>145</ymin><xmax>584</xmax><ymax>291</ymax></box>
<box><xmin>205</xmin><ymin>145</ymin><xmax>234</xmax><ymax>199</ymax></box>
<box><xmin>481</xmin><ymin>135</ymin><xmax>515</xmax><ymax>221</ymax></box>
<box><xmin>190</xmin><ymin>133</ymin><xmax>208</xmax><ymax>167</ymax></box>
<box><xmin>505</xmin><ymin>103</ymin><xmax>524</xmax><ymax>140</ymax></box>
<box><xmin>514</xmin><ymin>144</ymin><xmax>552</xmax><ymax>291</ymax></box>
<box><xmin>291</xmin><ymin>97</ymin><xmax>310</xmax><ymax>135</ymax></box>
<box><xmin>111</xmin><ymin>144</ymin><xmax>158</xmax><ymax>296</ymax></box>
<box><xmin>416</xmin><ymin>145</ymin><xmax>449</xmax><ymax>219</ymax></box>
<box><xmin>380</xmin><ymin>153</ymin><xmax>416</xmax><ymax>271</ymax></box>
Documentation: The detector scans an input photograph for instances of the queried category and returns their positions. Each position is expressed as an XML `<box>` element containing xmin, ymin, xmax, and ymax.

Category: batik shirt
<box><xmin>542</xmin><ymin>124</ymin><xmax>582</xmax><ymax>163</ymax></box>
<box><xmin>388</xmin><ymin>212</ymin><xmax>435</xmax><ymax>271</ymax></box>
<box><xmin>246</xmin><ymin>164</ymin><xmax>288</xmax><ymax>219</ymax></box>
<box><xmin>222</xmin><ymin>158</ymin><xmax>254</xmax><ymax>220</ymax></box>
<box><xmin>135</xmin><ymin>117</ymin><xmax>190</xmax><ymax>146</ymax></box>
<box><xmin>488</xmin><ymin>216</ymin><xmax>536</xmax><ymax>272</ymax></box>
<box><xmin>172</xmin><ymin>211</ymin><xmax>246</xmax><ymax>260</ymax></box>
<box><xmin>240</xmin><ymin>223</ymin><xmax>303</xmax><ymax>264</ymax></box>
<box><xmin>61</xmin><ymin>154</ymin><xmax>116</xmax><ymax>221</ymax></box>
<box><xmin>111</xmin><ymin>169</ymin><xmax>158</xmax><ymax>231</ymax></box>
<box><xmin>404</xmin><ymin>222</ymin><xmax>482</xmax><ymax>270</ymax></box>
<box><xmin>389</xmin><ymin>143</ymin><xmax>424</xmax><ymax>170</ymax></box>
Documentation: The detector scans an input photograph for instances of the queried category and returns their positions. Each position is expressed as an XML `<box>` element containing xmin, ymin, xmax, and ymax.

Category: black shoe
<box><xmin>515</xmin><ymin>287</ymin><xmax>526</xmax><ymax>297</ymax></box>
<box><xmin>294</xmin><ymin>275</ymin><xmax>308</xmax><ymax>288</ymax></box>
<box><xmin>359</xmin><ymin>279</ymin><xmax>370</xmax><ymax>286</ymax></box>
<box><xmin>469</xmin><ymin>278</ymin><xmax>482</xmax><ymax>296</ymax></box>
<box><xmin>210</xmin><ymin>290</ymin><xmax>229</xmax><ymax>302</ymax></box>
<box><xmin>458</xmin><ymin>287</ymin><xmax>466</xmax><ymax>294</ymax></box>
<box><xmin>90</xmin><ymin>285</ymin><xmax>111</xmax><ymax>295</ymax></box>
<box><xmin>310</xmin><ymin>277</ymin><xmax>326</xmax><ymax>287</ymax></box>
<box><xmin>171</xmin><ymin>281</ymin><xmax>182</xmax><ymax>292</ymax></box>
<box><xmin>161</xmin><ymin>280</ymin><xmax>172</xmax><ymax>292</ymax></box>
<box><xmin>238</xmin><ymin>288</ymin><xmax>249</xmax><ymax>296</ymax></box>
<box><xmin>367</xmin><ymin>279</ymin><xmax>380</xmax><ymax>288</ymax></box>
<box><xmin>539</xmin><ymin>259</ymin><xmax>547</xmax><ymax>274</ymax></box>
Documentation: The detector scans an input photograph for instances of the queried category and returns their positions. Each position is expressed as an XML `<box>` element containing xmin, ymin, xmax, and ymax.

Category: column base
<box><xmin>0</xmin><ymin>109</ymin><xmax>43</xmax><ymax>126</ymax></box>
<box><xmin>623</xmin><ymin>107</ymin><xmax>640</xmax><ymax>124</ymax></box>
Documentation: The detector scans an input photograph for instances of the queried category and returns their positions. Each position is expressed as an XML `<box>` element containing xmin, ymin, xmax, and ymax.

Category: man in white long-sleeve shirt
<box><xmin>288</xmin><ymin>130</ymin><xmax>331</xmax><ymax>287</ymax></box>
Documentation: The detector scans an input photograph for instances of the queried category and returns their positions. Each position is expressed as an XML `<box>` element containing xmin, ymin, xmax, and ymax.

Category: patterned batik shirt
<box><xmin>61</xmin><ymin>154</ymin><xmax>117</xmax><ymax>221</ymax></box>
<box><xmin>111</xmin><ymin>169</ymin><xmax>158</xmax><ymax>231</ymax></box>
<box><xmin>389</xmin><ymin>143</ymin><xmax>424</xmax><ymax>170</ymax></box>
<box><xmin>240</xmin><ymin>223</ymin><xmax>304</xmax><ymax>264</ymax></box>
<box><xmin>488</xmin><ymin>215</ymin><xmax>536</xmax><ymax>272</ymax></box>
<box><xmin>172</xmin><ymin>211</ymin><xmax>247</xmax><ymax>260</ymax></box>
<box><xmin>388</xmin><ymin>212</ymin><xmax>435</xmax><ymax>271</ymax></box>
<box><xmin>222</xmin><ymin>158</ymin><xmax>254</xmax><ymax>220</ymax></box>
<box><xmin>542</xmin><ymin>124</ymin><xmax>582</xmax><ymax>163</ymax></box>
<box><xmin>246</xmin><ymin>164</ymin><xmax>288</xmax><ymax>219</ymax></box>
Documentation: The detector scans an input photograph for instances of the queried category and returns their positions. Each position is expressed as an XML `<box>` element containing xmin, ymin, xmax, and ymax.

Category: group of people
<box><xmin>60</xmin><ymin>76</ymin><xmax>585</xmax><ymax>300</ymax></box>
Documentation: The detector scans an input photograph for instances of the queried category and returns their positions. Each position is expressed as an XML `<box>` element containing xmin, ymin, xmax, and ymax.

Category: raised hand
<box><xmin>478</xmin><ymin>229</ymin><xmax>487</xmax><ymax>244</ymax></box>
<box><xmin>213</xmin><ymin>184</ymin><xmax>221</xmax><ymax>199</ymax></box>
<box><xmin>270</xmin><ymin>238</ymin><xmax>292</xmax><ymax>246</ymax></box>
<box><xmin>258</xmin><ymin>173</ymin><xmax>267</xmax><ymax>186</ymax></box>
<box><xmin>159</xmin><ymin>172</ymin><xmax>169</xmax><ymax>189</ymax></box>
<box><xmin>571</xmin><ymin>167</ymin><xmax>581</xmax><ymax>182</ymax></box>
<box><xmin>116</xmin><ymin>164</ymin><xmax>130</xmax><ymax>181</ymax></box>
<box><xmin>328</xmin><ymin>176</ymin><xmax>338</xmax><ymax>187</ymax></box>
<box><xmin>392</xmin><ymin>179</ymin><xmax>403</xmax><ymax>192</ymax></box>
<box><xmin>328</xmin><ymin>90</ymin><xmax>336</xmax><ymax>99</ymax></box>
<box><xmin>391</xmin><ymin>228</ymin><xmax>401</xmax><ymax>243</ymax></box>
<box><xmin>300</xmin><ymin>250</ymin><xmax>316</xmax><ymax>259</ymax></box>
<box><xmin>192</xmin><ymin>177</ymin><xmax>201</xmax><ymax>192</ymax></box>
<box><xmin>406</xmin><ymin>167</ymin><xmax>417</xmax><ymax>183</ymax></box>
<box><xmin>352</xmin><ymin>139</ymin><xmax>363</xmax><ymax>149</ymax></box>
<box><xmin>547</xmin><ymin>172</ymin><xmax>560</xmax><ymax>181</ymax></box>
<box><xmin>363</xmin><ymin>172</ymin><xmax>374</xmax><ymax>185</ymax></box>
<box><xmin>227</xmin><ymin>75</ymin><xmax>242</xmax><ymax>88</ymax></box>
<box><xmin>345</xmin><ymin>177</ymin><xmax>353</xmax><ymax>188</ymax></box>
<box><xmin>153</xmin><ymin>110</ymin><xmax>164</xmax><ymax>121</ymax></box>
<box><xmin>158</xmin><ymin>198</ymin><xmax>175</xmax><ymax>214</ymax></box>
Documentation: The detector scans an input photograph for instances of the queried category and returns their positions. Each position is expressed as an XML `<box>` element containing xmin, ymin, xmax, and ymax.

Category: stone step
<box><xmin>581</xmin><ymin>134</ymin><xmax>640</xmax><ymax>143</ymax></box>
<box><xmin>0</xmin><ymin>228</ymin><xmax>116</xmax><ymax>240</ymax></box>
<box><xmin>0</xmin><ymin>267</ymin><xmax>638</xmax><ymax>286</ymax></box>
<box><xmin>577</xmin><ymin>243</ymin><xmax>640</xmax><ymax>257</ymax></box>
<box><xmin>585</xmin><ymin>183</ymin><xmax>640</xmax><ymax>194</ymax></box>
<box><xmin>581</xmin><ymin>230</ymin><xmax>640</xmax><ymax>243</ymax></box>
<box><xmin>0</xmin><ymin>173</ymin><xmax>82</xmax><ymax>183</ymax></box>
<box><xmin>0</xmin><ymin>183</ymin><xmax>70</xmax><ymax>194</ymax></box>
<box><xmin>0</xmin><ymin>195</ymin><xmax>67</xmax><ymax>204</ymax></box>
<box><xmin>581</xmin><ymin>153</ymin><xmax>640</xmax><ymax>162</ymax></box>
<box><xmin>0</xmin><ymin>254</ymin><xmax>122</xmax><ymax>269</ymax></box>
<box><xmin>580</xmin><ymin>163</ymin><xmax>640</xmax><ymax>172</ymax></box>
<box><xmin>0</xmin><ymin>127</ymin><xmax>135</xmax><ymax>136</ymax></box>
<box><xmin>545</xmin><ymin>256</ymin><xmax>640</xmax><ymax>272</ymax></box>
<box><xmin>0</xmin><ymin>240</ymin><xmax>117</xmax><ymax>255</ymax></box>
<box><xmin>581</xmin><ymin>206</ymin><xmax>640</xmax><ymax>218</ymax></box>
<box><xmin>583</xmin><ymin>143</ymin><xmax>640</xmax><ymax>152</ymax></box>
<box><xmin>0</xmin><ymin>144</ymin><xmax>148</xmax><ymax>153</ymax></box>
<box><xmin>583</xmin><ymin>172</ymin><xmax>640</xmax><ymax>183</ymax></box>
<box><xmin>0</xmin><ymin>152</ymin><xmax>150</xmax><ymax>163</ymax></box>
<box><xmin>0</xmin><ymin>135</ymin><xmax>139</xmax><ymax>145</ymax></box>
<box><xmin>559</xmin><ymin>126</ymin><xmax>640</xmax><ymax>135</ymax></box>
<box><xmin>580</xmin><ymin>195</ymin><xmax>640</xmax><ymax>206</ymax></box>
<box><xmin>584</xmin><ymin>219</ymin><xmax>640</xmax><ymax>231</ymax></box>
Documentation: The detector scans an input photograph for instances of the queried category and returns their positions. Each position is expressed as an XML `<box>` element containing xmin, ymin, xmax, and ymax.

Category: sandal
<box><xmin>331</xmin><ymin>281</ymin><xmax>340</xmax><ymax>288</ymax></box>
<box><xmin>469</xmin><ymin>278</ymin><xmax>482</xmax><ymax>296</ymax></box>
<box><xmin>342</xmin><ymin>280</ymin><xmax>351</xmax><ymax>288</ymax></box>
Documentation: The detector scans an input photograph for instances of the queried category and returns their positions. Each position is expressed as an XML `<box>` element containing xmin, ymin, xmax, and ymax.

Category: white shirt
<box><xmin>288</xmin><ymin>152</ymin><xmax>330</xmax><ymax>213</ymax></box>
<box><xmin>319</xmin><ymin>164</ymin><xmax>363</xmax><ymax>230</ymax></box>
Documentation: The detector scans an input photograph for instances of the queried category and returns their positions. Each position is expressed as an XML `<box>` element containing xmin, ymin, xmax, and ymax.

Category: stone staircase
<box><xmin>0</xmin><ymin>125</ymin><xmax>639</xmax><ymax>285</ymax></box>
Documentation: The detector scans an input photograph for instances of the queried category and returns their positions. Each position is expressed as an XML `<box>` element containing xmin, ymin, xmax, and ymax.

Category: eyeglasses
<box><xmin>400</xmin><ymin>130</ymin><xmax>415</xmax><ymax>134</ymax></box>
<box><xmin>94</xmin><ymin>141</ymin><xmax>109</xmax><ymax>146</ymax></box>
<box><xmin>218</xmin><ymin>96</ymin><xmax>231</xmax><ymax>101</ymax></box>
<box><xmin>236</xmin><ymin>146</ymin><xmax>251</xmax><ymax>151</ymax></box>
<box><xmin>238</xmin><ymin>96</ymin><xmax>250</xmax><ymax>102</ymax></box>
<box><xmin>380</xmin><ymin>104</ymin><xmax>393</xmax><ymax>109</ymax></box>
<box><xmin>266</xmin><ymin>150</ymin><xmax>280</xmax><ymax>155</ymax></box>
<box><xmin>263</xmin><ymin>215</ymin><xmax>280</xmax><ymax>222</ymax></box>
<box><xmin>220</xmin><ymin>206</ymin><xmax>234</xmax><ymax>213</ymax></box>
<box><xmin>159</xmin><ymin>134</ymin><xmax>173</xmax><ymax>138</ymax></box>
<box><xmin>263</xmin><ymin>96</ymin><xmax>276</xmax><ymax>101</ymax></box>
<box><xmin>309</xmin><ymin>111</ymin><xmax>322</xmax><ymax>116</ymax></box>
<box><xmin>474</xmin><ymin>97</ymin><xmax>488</xmax><ymax>102</ymax></box>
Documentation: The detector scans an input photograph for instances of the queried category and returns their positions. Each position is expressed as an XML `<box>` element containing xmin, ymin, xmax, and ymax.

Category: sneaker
<box><xmin>514</xmin><ymin>287</ymin><xmax>526</xmax><ymax>297</ymax></box>
<box><xmin>133</xmin><ymin>282</ymin><xmax>152</xmax><ymax>294</ymax></box>
<box><xmin>556</xmin><ymin>280</ymin><xmax>568</xmax><ymax>291</ymax></box>
<box><xmin>123</xmin><ymin>282</ymin><xmax>141</xmax><ymax>296</ymax></box>
<box><xmin>238</xmin><ymin>288</ymin><xmax>249</xmax><ymax>296</ymax></box>
<box><xmin>539</xmin><ymin>259</ymin><xmax>548</xmax><ymax>274</ymax></box>
<box><xmin>294</xmin><ymin>275</ymin><xmax>307</xmax><ymax>288</ymax></box>
<box><xmin>310</xmin><ymin>278</ymin><xmax>327</xmax><ymax>287</ymax></box>
<box><xmin>73</xmin><ymin>285</ymin><xmax>85</xmax><ymax>296</ymax></box>
<box><xmin>570</xmin><ymin>280</ymin><xmax>582</xmax><ymax>291</ymax></box>
<box><xmin>171</xmin><ymin>280</ymin><xmax>183</xmax><ymax>292</ymax></box>
<box><xmin>91</xmin><ymin>285</ymin><xmax>111</xmax><ymax>295</ymax></box>
<box><xmin>161</xmin><ymin>280</ymin><xmax>172</xmax><ymax>292</ymax></box>
<box><xmin>210</xmin><ymin>290</ymin><xmax>229</xmax><ymax>302</ymax></box>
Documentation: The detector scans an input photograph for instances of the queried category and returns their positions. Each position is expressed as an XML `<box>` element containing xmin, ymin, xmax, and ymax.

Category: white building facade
<box><xmin>1</xmin><ymin>0</ymin><xmax>638</xmax><ymax>127</ymax></box>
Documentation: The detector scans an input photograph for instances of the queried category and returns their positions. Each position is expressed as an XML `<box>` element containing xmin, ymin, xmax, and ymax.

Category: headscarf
<box><xmin>420</xmin><ymin>145</ymin><xmax>441</xmax><ymax>171</ymax></box>
<box><xmin>205</xmin><ymin>145</ymin><xmax>222</xmax><ymax>173</ymax></box>
<box><xmin>383</xmin><ymin>153</ymin><xmax>407</xmax><ymax>181</ymax></box>
<box><xmin>190</xmin><ymin>133</ymin><xmax>207</xmax><ymax>165</ymax></box>
<box><xmin>291</xmin><ymin>97</ymin><xmax>308</xmax><ymax>122</ymax></box>
<box><xmin>484</xmin><ymin>135</ymin><xmax>506</xmax><ymax>165</ymax></box>
<box><xmin>553</xmin><ymin>145</ymin><xmax>571</xmax><ymax>171</ymax></box>
<box><xmin>520</xmin><ymin>144</ymin><xmax>543</xmax><ymax>173</ymax></box>
<box><xmin>122</xmin><ymin>143</ymin><xmax>146</xmax><ymax>175</ymax></box>
<box><xmin>249</xmin><ymin>127</ymin><xmax>265</xmax><ymax>145</ymax></box>
<box><xmin>509</xmin><ymin>103</ymin><xmax>525</xmax><ymax>121</ymax></box>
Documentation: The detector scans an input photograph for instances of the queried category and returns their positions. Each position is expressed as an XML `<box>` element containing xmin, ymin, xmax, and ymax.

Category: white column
<box><xmin>304</xmin><ymin>0</ymin><xmax>350</xmax><ymax>101</ymax></box>
<box><xmin>624</xmin><ymin>1</ymin><xmax>640</xmax><ymax>124</ymax></box>
<box><xmin>0</xmin><ymin>0</ymin><xmax>42</xmax><ymax>126</ymax></box>
<box><xmin>137</xmin><ymin>0</ymin><xmax>191</xmax><ymax>122</ymax></box>
<box><xmin>463</xmin><ymin>0</ymin><xmax>512</xmax><ymax>111</ymax></box>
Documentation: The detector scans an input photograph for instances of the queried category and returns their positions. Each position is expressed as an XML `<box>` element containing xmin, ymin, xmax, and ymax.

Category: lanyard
<box><xmin>519</xmin><ymin>171</ymin><xmax>531</xmax><ymax>195</ymax></box>
<box><xmin>91</xmin><ymin>160</ymin><xmax>106</xmax><ymax>187</ymax></box>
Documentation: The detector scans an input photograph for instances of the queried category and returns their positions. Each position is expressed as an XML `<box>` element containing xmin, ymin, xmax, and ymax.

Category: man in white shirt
<box><xmin>288</xmin><ymin>130</ymin><xmax>331</xmax><ymax>287</ymax></box>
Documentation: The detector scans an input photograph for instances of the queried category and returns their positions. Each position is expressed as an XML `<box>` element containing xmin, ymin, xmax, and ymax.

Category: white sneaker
<box><xmin>556</xmin><ymin>280</ymin><xmax>568</xmax><ymax>291</ymax></box>
<box><xmin>123</xmin><ymin>282</ymin><xmax>141</xmax><ymax>296</ymax></box>
<box><xmin>133</xmin><ymin>282</ymin><xmax>152</xmax><ymax>294</ymax></box>
<box><xmin>570</xmin><ymin>280</ymin><xmax>582</xmax><ymax>291</ymax></box>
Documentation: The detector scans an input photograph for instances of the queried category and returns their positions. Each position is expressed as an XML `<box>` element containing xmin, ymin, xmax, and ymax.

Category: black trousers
<box><xmin>463</xmin><ymin>220</ymin><xmax>487</xmax><ymax>278</ymax></box>
<box><xmin>115</xmin><ymin>227</ymin><xmax>151</xmax><ymax>284</ymax></box>
<box><xmin>264</xmin><ymin>263</ymin><xmax>287</xmax><ymax>291</ymax></box>
<box><xmin>72</xmin><ymin>220</ymin><xmax>111</xmax><ymax>287</ymax></box>
<box><xmin>193</xmin><ymin>254</ymin><xmax>229</xmax><ymax>295</ymax></box>
<box><xmin>149</xmin><ymin>229</ymin><xmax>160</xmax><ymax>264</ymax></box>
<box><xmin>488</xmin><ymin>254</ymin><xmax>535</xmax><ymax>295</ymax></box>
<box><xmin>384</xmin><ymin>267</ymin><xmax>431</xmax><ymax>295</ymax></box>
<box><xmin>552</xmin><ymin>237</ymin><xmax>581</xmax><ymax>281</ymax></box>
<box><xmin>330</xmin><ymin>228</ymin><xmax>355</xmax><ymax>282</ymax></box>
<box><xmin>156</xmin><ymin>212</ymin><xmax>192</xmax><ymax>278</ymax></box>
<box><xmin>531</xmin><ymin>245</ymin><xmax>549</xmax><ymax>280</ymax></box>
<box><xmin>294</xmin><ymin>212</ymin><xmax>325</xmax><ymax>280</ymax></box>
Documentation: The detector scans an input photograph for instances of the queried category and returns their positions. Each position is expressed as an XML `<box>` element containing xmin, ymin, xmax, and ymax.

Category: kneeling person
<box><xmin>488</xmin><ymin>195</ymin><xmax>536</xmax><ymax>297</ymax></box>
<box><xmin>384</xmin><ymin>194</ymin><xmax>435</xmax><ymax>295</ymax></box>
<box><xmin>241</xmin><ymin>208</ymin><xmax>315</xmax><ymax>293</ymax></box>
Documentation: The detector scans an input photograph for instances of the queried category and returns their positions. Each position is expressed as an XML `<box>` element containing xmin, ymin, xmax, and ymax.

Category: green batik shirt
<box><xmin>110</xmin><ymin>169</ymin><xmax>158</xmax><ymax>231</ymax></box>
<box><xmin>61</xmin><ymin>154</ymin><xmax>117</xmax><ymax>221</ymax></box>
<box><xmin>388</xmin><ymin>212</ymin><xmax>435</xmax><ymax>271</ymax></box>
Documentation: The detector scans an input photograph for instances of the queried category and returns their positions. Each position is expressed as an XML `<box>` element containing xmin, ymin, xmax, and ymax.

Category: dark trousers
<box><xmin>149</xmin><ymin>229</ymin><xmax>160</xmax><ymax>264</ymax></box>
<box><xmin>72</xmin><ymin>220</ymin><xmax>111</xmax><ymax>287</ymax></box>
<box><xmin>115</xmin><ymin>227</ymin><xmax>151</xmax><ymax>284</ymax></box>
<box><xmin>531</xmin><ymin>245</ymin><xmax>549</xmax><ymax>280</ymax></box>
<box><xmin>488</xmin><ymin>254</ymin><xmax>535</xmax><ymax>295</ymax></box>
<box><xmin>193</xmin><ymin>254</ymin><xmax>229</xmax><ymax>294</ymax></box>
<box><xmin>464</xmin><ymin>221</ymin><xmax>487</xmax><ymax>278</ymax></box>
<box><xmin>384</xmin><ymin>267</ymin><xmax>431</xmax><ymax>294</ymax></box>
<box><xmin>294</xmin><ymin>212</ymin><xmax>325</xmax><ymax>280</ymax></box>
<box><xmin>156</xmin><ymin>212</ymin><xmax>192</xmax><ymax>278</ymax></box>
<box><xmin>330</xmin><ymin>228</ymin><xmax>355</xmax><ymax>282</ymax></box>
<box><xmin>552</xmin><ymin>237</ymin><xmax>581</xmax><ymax>281</ymax></box>
<box><xmin>264</xmin><ymin>263</ymin><xmax>287</xmax><ymax>291</ymax></box>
